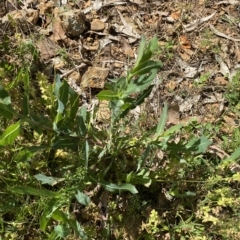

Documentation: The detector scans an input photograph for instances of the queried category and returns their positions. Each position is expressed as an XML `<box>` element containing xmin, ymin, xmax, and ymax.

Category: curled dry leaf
<box><xmin>209</xmin><ymin>24</ymin><xmax>240</xmax><ymax>42</ymax></box>
<box><xmin>116</xmin><ymin>10</ymin><xmax>140</xmax><ymax>41</ymax></box>
<box><xmin>215</xmin><ymin>55</ymin><xmax>230</xmax><ymax>76</ymax></box>
<box><xmin>183</xmin><ymin>12</ymin><xmax>216</xmax><ymax>32</ymax></box>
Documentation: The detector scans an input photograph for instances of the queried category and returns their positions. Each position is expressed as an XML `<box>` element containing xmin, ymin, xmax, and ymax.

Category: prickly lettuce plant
<box><xmin>1</xmin><ymin>36</ymin><xmax>235</xmax><ymax>239</ymax></box>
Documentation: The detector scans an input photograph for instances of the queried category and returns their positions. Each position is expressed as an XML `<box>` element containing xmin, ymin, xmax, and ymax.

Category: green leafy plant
<box><xmin>1</xmin><ymin>35</ymin><xmax>239</xmax><ymax>239</ymax></box>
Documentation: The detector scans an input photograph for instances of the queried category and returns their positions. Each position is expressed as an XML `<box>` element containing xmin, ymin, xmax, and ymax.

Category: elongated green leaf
<box><xmin>90</xmin><ymin>176</ymin><xmax>138</xmax><ymax>194</ymax></box>
<box><xmin>85</xmin><ymin>140</ymin><xmax>89</xmax><ymax>169</ymax></box>
<box><xmin>134</xmin><ymin>35</ymin><xmax>146</xmax><ymax>67</ymax></box>
<box><xmin>27</xmin><ymin>145</ymin><xmax>50</xmax><ymax>152</ymax></box>
<box><xmin>51</xmin><ymin>137</ymin><xmax>78</xmax><ymax>151</ymax></box>
<box><xmin>138</xmin><ymin>37</ymin><xmax>159</xmax><ymax>65</ymax></box>
<box><xmin>75</xmin><ymin>190</ymin><xmax>90</xmax><ymax>206</ymax></box>
<box><xmin>54</xmin><ymin>74</ymin><xmax>62</xmax><ymax>97</ymax></box>
<box><xmin>132</xmin><ymin>36</ymin><xmax>159</xmax><ymax>72</ymax></box>
<box><xmin>0</xmin><ymin>103</ymin><xmax>15</xmax><ymax>119</ymax></box>
<box><xmin>97</xmin><ymin>90</ymin><xmax>119</xmax><ymax>101</ymax></box>
<box><xmin>59</xmin><ymin>80</ymin><xmax>69</xmax><ymax>109</ymax></box>
<box><xmin>163</xmin><ymin>124</ymin><xmax>183</xmax><ymax>136</ymax></box>
<box><xmin>0</xmin><ymin>120</ymin><xmax>21</xmax><ymax>146</ymax></box>
<box><xmin>9</xmin><ymin>186</ymin><xmax>60</xmax><ymax>197</ymax></box>
<box><xmin>134</xmin><ymin>85</ymin><xmax>154</xmax><ymax>106</ymax></box>
<box><xmin>130</xmin><ymin>60</ymin><xmax>162</xmax><ymax>77</ymax></box>
<box><xmin>77</xmin><ymin>106</ymin><xmax>87</xmax><ymax>136</ymax></box>
<box><xmin>40</xmin><ymin>199</ymin><xmax>58</xmax><ymax>232</ymax></box>
<box><xmin>109</xmin><ymin>99</ymin><xmax>125</xmax><ymax>121</ymax></box>
<box><xmin>22</xmin><ymin>95</ymin><xmax>29</xmax><ymax>116</ymax></box>
<box><xmin>156</xmin><ymin>103</ymin><xmax>168</xmax><ymax>137</ymax></box>
<box><xmin>126</xmin><ymin>169</ymin><xmax>151</xmax><ymax>186</ymax></box>
<box><xmin>54</xmin><ymin>76</ymin><xmax>69</xmax><ymax>125</ymax></box>
<box><xmin>22</xmin><ymin>72</ymin><xmax>29</xmax><ymax>116</ymax></box>
<box><xmin>105</xmin><ymin>183</ymin><xmax>138</xmax><ymax>194</ymax></box>
<box><xmin>228</xmin><ymin>147</ymin><xmax>240</xmax><ymax>161</ymax></box>
<box><xmin>34</xmin><ymin>174</ymin><xmax>64</xmax><ymax>186</ymax></box>
<box><xmin>68</xmin><ymin>88</ymin><xmax>79</xmax><ymax>120</ymax></box>
<box><xmin>149</xmin><ymin>36</ymin><xmax>159</xmax><ymax>52</ymax></box>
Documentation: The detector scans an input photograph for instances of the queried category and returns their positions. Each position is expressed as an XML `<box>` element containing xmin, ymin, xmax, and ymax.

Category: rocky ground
<box><xmin>2</xmin><ymin>0</ymin><xmax>240</xmax><ymax>133</ymax></box>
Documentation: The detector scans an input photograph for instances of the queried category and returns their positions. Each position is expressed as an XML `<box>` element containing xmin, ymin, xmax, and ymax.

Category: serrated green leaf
<box><xmin>186</xmin><ymin>136</ymin><xmax>212</xmax><ymax>153</ymax></box>
<box><xmin>0</xmin><ymin>120</ymin><xmax>21</xmax><ymax>146</ymax></box>
<box><xmin>9</xmin><ymin>186</ymin><xmax>60</xmax><ymax>197</ymax></box>
<box><xmin>75</xmin><ymin>190</ymin><xmax>90</xmax><ymax>206</ymax></box>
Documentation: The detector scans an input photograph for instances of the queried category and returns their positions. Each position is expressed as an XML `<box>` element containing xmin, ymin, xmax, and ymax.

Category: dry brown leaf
<box><xmin>214</xmin><ymin>76</ymin><xmax>228</xmax><ymax>86</ymax></box>
<box><xmin>210</xmin><ymin>24</ymin><xmax>240</xmax><ymax>42</ymax></box>
<box><xmin>179</xmin><ymin>36</ymin><xmax>191</xmax><ymax>49</ymax></box>
<box><xmin>116</xmin><ymin>10</ymin><xmax>140</xmax><ymax>41</ymax></box>
<box><xmin>170</xmin><ymin>11</ymin><xmax>181</xmax><ymax>20</ymax></box>
<box><xmin>183</xmin><ymin>12</ymin><xmax>216</xmax><ymax>32</ymax></box>
<box><xmin>121</xmin><ymin>37</ymin><xmax>134</xmax><ymax>57</ymax></box>
<box><xmin>167</xmin><ymin>104</ymin><xmax>180</xmax><ymax>125</ymax></box>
